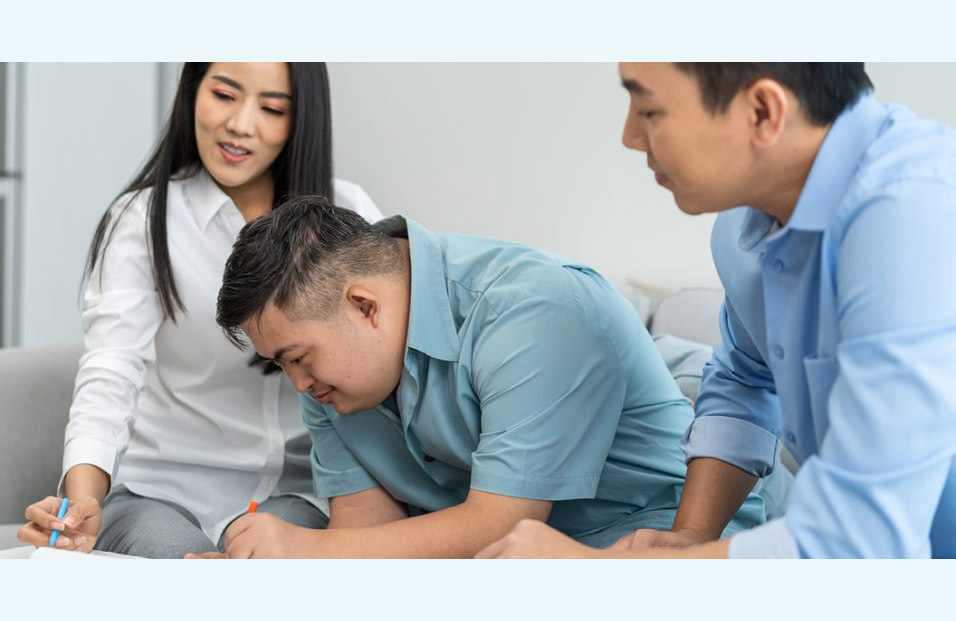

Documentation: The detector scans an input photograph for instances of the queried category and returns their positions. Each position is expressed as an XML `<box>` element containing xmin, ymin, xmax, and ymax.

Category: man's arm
<box><xmin>669</xmin><ymin>457</ymin><xmax>758</xmax><ymax>540</ymax></box>
<box><xmin>629</xmin><ymin>296</ymin><xmax>783</xmax><ymax>549</ymax></box>
<box><xmin>225</xmin><ymin>489</ymin><xmax>551</xmax><ymax>558</ymax></box>
<box><xmin>327</xmin><ymin>486</ymin><xmax>408</xmax><ymax>529</ymax></box>
<box><xmin>475</xmin><ymin>519</ymin><xmax>731</xmax><ymax>559</ymax></box>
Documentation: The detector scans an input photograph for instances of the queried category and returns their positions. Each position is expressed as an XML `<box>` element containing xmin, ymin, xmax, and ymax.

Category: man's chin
<box><xmin>673</xmin><ymin>195</ymin><xmax>712</xmax><ymax>216</ymax></box>
<box><xmin>330</xmin><ymin>400</ymin><xmax>365</xmax><ymax>416</ymax></box>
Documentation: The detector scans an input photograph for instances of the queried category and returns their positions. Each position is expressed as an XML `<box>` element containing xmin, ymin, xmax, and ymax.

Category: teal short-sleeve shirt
<box><xmin>303</xmin><ymin>217</ymin><xmax>752</xmax><ymax>536</ymax></box>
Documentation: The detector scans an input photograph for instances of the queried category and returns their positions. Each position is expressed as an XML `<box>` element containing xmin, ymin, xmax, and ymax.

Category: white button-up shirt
<box><xmin>62</xmin><ymin>168</ymin><xmax>384</xmax><ymax>541</ymax></box>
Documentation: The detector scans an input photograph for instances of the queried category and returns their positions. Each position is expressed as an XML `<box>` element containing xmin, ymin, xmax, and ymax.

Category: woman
<box><xmin>17</xmin><ymin>62</ymin><xmax>383</xmax><ymax>558</ymax></box>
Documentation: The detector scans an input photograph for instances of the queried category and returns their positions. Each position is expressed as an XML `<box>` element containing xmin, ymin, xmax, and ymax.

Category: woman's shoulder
<box><xmin>332</xmin><ymin>178</ymin><xmax>384</xmax><ymax>222</ymax></box>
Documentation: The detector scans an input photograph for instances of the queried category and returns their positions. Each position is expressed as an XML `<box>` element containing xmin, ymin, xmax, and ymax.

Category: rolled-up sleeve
<box><xmin>61</xmin><ymin>195</ymin><xmax>163</xmax><ymax>490</ymax></box>
<box><xmin>681</xmin><ymin>298</ymin><xmax>782</xmax><ymax>477</ymax></box>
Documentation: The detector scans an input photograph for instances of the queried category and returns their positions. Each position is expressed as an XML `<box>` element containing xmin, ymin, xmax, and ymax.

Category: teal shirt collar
<box><xmin>375</xmin><ymin>216</ymin><xmax>461</xmax><ymax>362</ymax></box>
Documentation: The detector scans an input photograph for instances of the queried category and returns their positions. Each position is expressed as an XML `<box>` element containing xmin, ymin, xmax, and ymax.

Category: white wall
<box><xmin>329</xmin><ymin>62</ymin><xmax>720</xmax><ymax>292</ymax></box>
<box><xmin>329</xmin><ymin>62</ymin><xmax>956</xmax><ymax>295</ymax></box>
<box><xmin>12</xmin><ymin>62</ymin><xmax>956</xmax><ymax>346</ymax></box>
<box><xmin>18</xmin><ymin>63</ymin><xmax>158</xmax><ymax>346</ymax></box>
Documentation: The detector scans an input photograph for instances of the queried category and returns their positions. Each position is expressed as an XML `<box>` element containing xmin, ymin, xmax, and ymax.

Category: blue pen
<box><xmin>49</xmin><ymin>497</ymin><xmax>69</xmax><ymax>547</ymax></box>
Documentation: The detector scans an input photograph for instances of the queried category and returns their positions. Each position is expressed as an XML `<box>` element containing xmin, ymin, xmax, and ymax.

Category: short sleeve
<box><xmin>301</xmin><ymin>392</ymin><xmax>380</xmax><ymax>498</ymax></box>
<box><xmin>468</xmin><ymin>298</ymin><xmax>627</xmax><ymax>500</ymax></box>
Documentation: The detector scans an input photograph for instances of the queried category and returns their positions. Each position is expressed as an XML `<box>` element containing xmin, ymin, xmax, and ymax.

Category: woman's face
<box><xmin>194</xmin><ymin>62</ymin><xmax>292</xmax><ymax>196</ymax></box>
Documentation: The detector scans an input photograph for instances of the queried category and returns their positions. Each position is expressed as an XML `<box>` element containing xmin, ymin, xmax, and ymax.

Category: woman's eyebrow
<box><xmin>211</xmin><ymin>74</ymin><xmax>291</xmax><ymax>100</ymax></box>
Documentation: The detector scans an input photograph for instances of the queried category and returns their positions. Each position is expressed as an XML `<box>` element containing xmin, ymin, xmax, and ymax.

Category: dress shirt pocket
<box><xmin>802</xmin><ymin>355</ymin><xmax>839</xmax><ymax>441</ymax></box>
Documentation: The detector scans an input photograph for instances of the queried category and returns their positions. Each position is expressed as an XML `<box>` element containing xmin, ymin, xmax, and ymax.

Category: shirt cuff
<box><xmin>728</xmin><ymin>517</ymin><xmax>799</xmax><ymax>558</ymax></box>
<box><xmin>311</xmin><ymin>463</ymin><xmax>380</xmax><ymax>499</ymax></box>
<box><xmin>469</xmin><ymin>469</ymin><xmax>601</xmax><ymax>501</ymax></box>
<box><xmin>60</xmin><ymin>437</ymin><xmax>119</xmax><ymax>496</ymax></box>
<box><xmin>680</xmin><ymin>415</ymin><xmax>780</xmax><ymax>477</ymax></box>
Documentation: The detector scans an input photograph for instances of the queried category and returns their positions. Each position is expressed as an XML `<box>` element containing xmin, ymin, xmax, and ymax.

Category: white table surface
<box><xmin>0</xmin><ymin>546</ymin><xmax>33</xmax><ymax>559</ymax></box>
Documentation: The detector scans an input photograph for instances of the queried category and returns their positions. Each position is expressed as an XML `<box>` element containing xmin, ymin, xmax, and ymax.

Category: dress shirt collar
<box><xmin>738</xmin><ymin>92</ymin><xmax>888</xmax><ymax>250</ymax></box>
<box><xmin>180</xmin><ymin>166</ymin><xmax>234</xmax><ymax>232</ymax></box>
<box><xmin>374</xmin><ymin>215</ymin><xmax>461</xmax><ymax>362</ymax></box>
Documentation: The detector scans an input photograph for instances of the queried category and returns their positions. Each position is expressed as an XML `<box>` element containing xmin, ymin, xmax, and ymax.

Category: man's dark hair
<box><xmin>216</xmin><ymin>195</ymin><xmax>404</xmax><ymax>348</ymax></box>
<box><xmin>674</xmin><ymin>63</ymin><xmax>873</xmax><ymax>126</ymax></box>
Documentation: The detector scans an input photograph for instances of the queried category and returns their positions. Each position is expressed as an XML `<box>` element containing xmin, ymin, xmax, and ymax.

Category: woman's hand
<box><xmin>18</xmin><ymin>495</ymin><xmax>102</xmax><ymax>553</ymax></box>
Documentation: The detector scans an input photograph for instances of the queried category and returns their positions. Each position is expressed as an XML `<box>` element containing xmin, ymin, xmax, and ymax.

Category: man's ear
<box><xmin>744</xmin><ymin>78</ymin><xmax>789</xmax><ymax>150</ymax></box>
<box><xmin>346</xmin><ymin>285</ymin><xmax>380</xmax><ymax>328</ymax></box>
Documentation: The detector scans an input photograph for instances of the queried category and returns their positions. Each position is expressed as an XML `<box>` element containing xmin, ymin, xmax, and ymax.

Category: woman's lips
<box><xmin>218</xmin><ymin>142</ymin><xmax>251</xmax><ymax>164</ymax></box>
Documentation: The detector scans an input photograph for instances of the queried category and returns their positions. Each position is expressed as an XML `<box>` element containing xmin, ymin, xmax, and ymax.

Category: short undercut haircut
<box><xmin>674</xmin><ymin>63</ymin><xmax>873</xmax><ymax>126</ymax></box>
<box><xmin>216</xmin><ymin>195</ymin><xmax>405</xmax><ymax>348</ymax></box>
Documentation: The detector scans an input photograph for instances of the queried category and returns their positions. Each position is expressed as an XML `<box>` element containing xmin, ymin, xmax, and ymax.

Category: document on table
<box><xmin>29</xmin><ymin>547</ymin><xmax>141</xmax><ymax>560</ymax></box>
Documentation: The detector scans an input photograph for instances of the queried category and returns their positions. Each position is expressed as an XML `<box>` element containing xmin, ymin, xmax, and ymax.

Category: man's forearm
<box><xmin>671</xmin><ymin>457</ymin><xmax>757</xmax><ymax>540</ymax></box>
<box><xmin>316</xmin><ymin>492</ymin><xmax>550</xmax><ymax>558</ymax></box>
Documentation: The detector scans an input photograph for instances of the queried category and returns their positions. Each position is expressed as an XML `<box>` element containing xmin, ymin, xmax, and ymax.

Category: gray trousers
<box><xmin>95</xmin><ymin>486</ymin><xmax>329</xmax><ymax>559</ymax></box>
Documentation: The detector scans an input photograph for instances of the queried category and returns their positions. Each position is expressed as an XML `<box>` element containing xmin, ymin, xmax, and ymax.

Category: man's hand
<box><xmin>608</xmin><ymin>527</ymin><xmax>708</xmax><ymax>552</ymax></box>
<box><xmin>221</xmin><ymin>513</ymin><xmax>318</xmax><ymax>559</ymax></box>
<box><xmin>475</xmin><ymin>519</ymin><xmax>600</xmax><ymax>559</ymax></box>
<box><xmin>18</xmin><ymin>495</ymin><xmax>102</xmax><ymax>553</ymax></box>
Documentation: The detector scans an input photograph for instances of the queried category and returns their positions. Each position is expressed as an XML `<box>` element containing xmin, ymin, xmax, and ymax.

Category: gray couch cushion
<box><xmin>652</xmin><ymin>334</ymin><xmax>712</xmax><ymax>402</ymax></box>
<box><xmin>0</xmin><ymin>343</ymin><xmax>82</xmax><ymax>527</ymax></box>
<box><xmin>649</xmin><ymin>287</ymin><xmax>725</xmax><ymax>348</ymax></box>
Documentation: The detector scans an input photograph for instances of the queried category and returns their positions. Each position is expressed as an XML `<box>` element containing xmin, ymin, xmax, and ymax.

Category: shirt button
<box><xmin>785</xmin><ymin>431</ymin><xmax>797</xmax><ymax>445</ymax></box>
<box><xmin>773</xmin><ymin>345</ymin><xmax>785</xmax><ymax>359</ymax></box>
<box><xmin>772</xmin><ymin>259</ymin><xmax>784</xmax><ymax>272</ymax></box>
<box><xmin>423</xmin><ymin>455</ymin><xmax>435</xmax><ymax>462</ymax></box>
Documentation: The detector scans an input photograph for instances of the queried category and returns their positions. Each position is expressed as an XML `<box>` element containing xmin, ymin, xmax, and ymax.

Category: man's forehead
<box><xmin>619</xmin><ymin>62</ymin><xmax>684</xmax><ymax>96</ymax></box>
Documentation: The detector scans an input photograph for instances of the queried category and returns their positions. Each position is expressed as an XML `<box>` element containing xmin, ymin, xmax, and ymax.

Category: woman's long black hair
<box><xmin>84</xmin><ymin>62</ymin><xmax>333</xmax><ymax>321</ymax></box>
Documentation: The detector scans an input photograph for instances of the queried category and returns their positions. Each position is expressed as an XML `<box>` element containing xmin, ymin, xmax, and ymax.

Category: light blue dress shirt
<box><xmin>681</xmin><ymin>93</ymin><xmax>956</xmax><ymax>558</ymax></box>
<box><xmin>303</xmin><ymin>217</ymin><xmax>775</xmax><ymax>539</ymax></box>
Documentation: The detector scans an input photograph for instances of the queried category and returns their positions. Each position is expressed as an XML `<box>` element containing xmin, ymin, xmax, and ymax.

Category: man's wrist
<box><xmin>670</xmin><ymin>523</ymin><xmax>720</xmax><ymax>543</ymax></box>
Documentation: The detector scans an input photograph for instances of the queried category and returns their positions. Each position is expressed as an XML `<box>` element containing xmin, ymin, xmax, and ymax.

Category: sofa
<box><xmin>0</xmin><ymin>285</ymin><xmax>795</xmax><ymax>550</ymax></box>
<box><xmin>0</xmin><ymin>342</ymin><xmax>83</xmax><ymax>547</ymax></box>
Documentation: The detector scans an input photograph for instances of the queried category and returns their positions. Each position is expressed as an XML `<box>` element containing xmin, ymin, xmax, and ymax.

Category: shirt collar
<box><xmin>787</xmin><ymin>92</ymin><xmax>887</xmax><ymax>232</ymax></box>
<box><xmin>737</xmin><ymin>92</ymin><xmax>888</xmax><ymax>250</ymax></box>
<box><xmin>374</xmin><ymin>215</ymin><xmax>461</xmax><ymax>362</ymax></box>
<box><xmin>182</xmin><ymin>167</ymin><xmax>234</xmax><ymax>232</ymax></box>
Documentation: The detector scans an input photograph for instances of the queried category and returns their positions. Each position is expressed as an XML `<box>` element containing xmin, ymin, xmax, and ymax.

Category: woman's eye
<box><xmin>291</xmin><ymin>356</ymin><xmax>304</xmax><ymax>365</ymax></box>
<box><xmin>639</xmin><ymin>110</ymin><xmax>658</xmax><ymax>119</ymax></box>
<box><xmin>213</xmin><ymin>91</ymin><xmax>235</xmax><ymax>101</ymax></box>
<box><xmin>262</xmin><ymin>107</ymin><xmax>286</xmax><ymax>117</ymax></box>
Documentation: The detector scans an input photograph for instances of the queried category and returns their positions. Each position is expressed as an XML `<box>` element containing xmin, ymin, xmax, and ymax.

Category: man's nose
<box><xmin>621</xmin><ymin>104</ymin><xmax>649</xmax><ymax>153</ymax></box>
<box><xmin>286</xmin><ymin>365</ymin><xmax>313</xmax><ymax>394</ymax></box>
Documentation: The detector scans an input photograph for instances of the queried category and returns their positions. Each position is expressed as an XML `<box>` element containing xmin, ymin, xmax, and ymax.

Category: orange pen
<box><xmin>247</xmin><ymin>500</ymin><xmax>258</xmax><ymax>513</ymax></box>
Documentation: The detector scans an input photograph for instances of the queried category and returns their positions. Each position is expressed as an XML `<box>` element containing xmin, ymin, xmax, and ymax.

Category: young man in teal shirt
<box><xmin>210</xmin><ymin>197</ymin><xmax>785</xmax><ymax>558</ymax></box>
<box><xmin>480</xmin><ymin>63</ymin><xmax>956</xmax><ymax>559</ymax></box>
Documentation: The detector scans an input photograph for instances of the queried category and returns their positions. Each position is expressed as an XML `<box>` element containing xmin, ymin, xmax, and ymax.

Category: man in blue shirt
<box><xmin>209</xmin><ymin>196</ymin><xmax>779</xmax><ymax>558</ymax></box>
<box><xmin>479</xmin><ymin>62</ymin><xmax>956</xmax><ymax>559</ymax></box>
